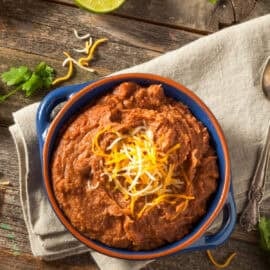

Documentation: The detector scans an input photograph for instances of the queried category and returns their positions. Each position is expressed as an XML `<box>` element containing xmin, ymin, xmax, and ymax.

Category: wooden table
<box><xmin>0</xmin><ymin>0</ymin><xmax>269</xmax><ymax>269</ymax></box>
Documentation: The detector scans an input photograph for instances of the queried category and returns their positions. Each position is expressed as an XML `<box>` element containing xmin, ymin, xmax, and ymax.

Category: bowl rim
<box><xmin>43</xmin><ymin>73</ymin><xmax>231</xmax><ymax>260</ymax></box>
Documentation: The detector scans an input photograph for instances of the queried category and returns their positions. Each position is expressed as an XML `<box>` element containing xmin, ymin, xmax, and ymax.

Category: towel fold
<box><xmin>9</xmin><ymin>14</ymin><xmax>270</xmax><ymax>270</ymax></box>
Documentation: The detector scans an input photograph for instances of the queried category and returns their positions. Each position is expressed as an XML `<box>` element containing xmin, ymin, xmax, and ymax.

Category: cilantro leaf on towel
<box><xmin>258</xmin><ymin>217</ymin><xmax>270</xmax><ymax>251</ymax></box>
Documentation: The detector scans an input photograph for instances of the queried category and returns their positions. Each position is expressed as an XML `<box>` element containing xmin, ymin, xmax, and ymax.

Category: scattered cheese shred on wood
<box><xmin>53</xmin><ymin>36</ymin><xmax>107</xmax><ymax>85</ymax></box>
<box><xmin>52</xmin><ymin>52</ymin><xmax>74</xmax><ymax>85</ymax></box>
<box><xmin>206</xmin><ymin>250</ymin><xmax>237</xmax><ymax>268</ymax></box>
<box><xmin>92</xmin><ymin>126</ymin><xmax>195</xmax><ymax>219</ymax></box>
<box><xmin>73</xmin><ymin>38</ymin><xmax>93</xmax><ymax>54</ymax></box>
<box><xmin>73</xmin><ymin>28</ymin><xmax>90</xmax><ymax>40</ymax></box>
<box><xmin>62</xmin><ymin>57</ymin><xmax>95</xmax><ymax>73</ymax></box>
<box><xmin>73</xmin><ymin>41</ymin><xmax>89</xmax><ymax>54</ymax></box>
<box><xmin>78</xmin><ymin>38</ymin><xmax>108</xmax><ymax>67</ymax></box>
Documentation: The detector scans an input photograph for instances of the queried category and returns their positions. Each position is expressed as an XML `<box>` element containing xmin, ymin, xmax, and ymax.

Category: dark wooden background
<box><xmin>0</xmin><ymin>0</ymin><xmax>270</xmax><ymax>269</ymax></box>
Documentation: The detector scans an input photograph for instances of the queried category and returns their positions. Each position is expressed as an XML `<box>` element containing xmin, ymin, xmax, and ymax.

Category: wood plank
<box><xmin>0</xmin><ymin>127</ymin><xmax>20</xmax><ymax>184</ymax></box>
<box><xmin>0</xmin><ymin>238</ymin><xmax>269</xmax><ymax>270</ymax></box>
<box><xmin>0</xmin><ymin>46</ymin><xmax>99</xmax><ymax>127</ymax></box>
<box><xmin>231</xmin><ymin>224</ymin><xmax>259</xmax><ymax>244</ymax></box>
<box><xmin>48</xmin><ymin>0</ymin><xmax>270</xmax><ymax>32</ymax></box>
<box><xmin>0</xmin><ymin>0</ymin><xmax>199</xmax><ymax>125</ymax></box>
<box><xmin>0</xmin><ymin>0</ymin><xmax>269</xmax><ymax>268</ymax></box>
<box><xmin>0</xmin><ymin>249</ymin><xmax>98</xmax><ymax>270</ymax></box>
<box><xmin>0</xmin><ymin>127</ymin><xmax>31</xmax><ymax>254</ymax></box>
<box><xmin>147</xmin><ymin>239</ymin><xmax>269</xmax><ymax>270</ymax></box>
<box><xmin>0</xmin><ymin>0</ymin><xmax>199</xmax><ymax>54</ymax></box>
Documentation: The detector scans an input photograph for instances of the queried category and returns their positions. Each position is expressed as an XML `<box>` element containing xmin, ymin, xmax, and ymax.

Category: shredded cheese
<box><xmin>52</xmin><ymin>52</ymin><xmax>74</xmax><ymax>85</ymax></box>
<box><xmin>88</xmin><ymin>37</ymin><xmax>93</xmax><ymax>52</ymax></box>
<box><xmin>79</xmin><ymin>38</ymin><xmax>108</xmax><ymax>67</ymax></box>
<box><xmin>73</xmin><ymin>41</ymin><xmax>89</xmax><ymax>54</ymax></box>
<box><xmin>52</xmin><ymin>31</ymin><xmax>108</xmax><ymax>86</ymax></box>
<box><xmin>62</xmin><ymin>56</ymin><xmax>95</xmax><ymax>72</ymax></box>
<box><xmin>73</xmin><ymin>28</ymin><xmax>90</xmax><ymax>40</ymax></box>
<box><xmin>73</xmin><ymin>38</ymin><xmax>93</xmax><ymax>54</ymax></box>
<box><xmin>206</xmin><ymin>250</ymin><xmax>237</xmax><ymax>268</ymax></box>
<box><xmin>92</xmin><ymin>126</ymin><xmax>195</xmax><ymax>219</ymax></box>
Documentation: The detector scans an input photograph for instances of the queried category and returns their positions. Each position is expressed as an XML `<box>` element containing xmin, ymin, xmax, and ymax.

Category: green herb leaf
<box><xmin>1</xmin><ymin>66</ymin><xmax>31</xmax><ymax>86</ymax></box>
<box><xmin>34</xmin><ymin>62</ymin><xmax>55</xmax><ymax>88</ymax></box>
<box><xmin>208</xmin><ymin>0</ymin><xmax>218</xmax><ymax>4</ymax></box>
<box><xmin>0</xmin><ymin>87</ymin><xmax>21</xmax><ymax>102</ymax></box>
<box><xmin>258</xmin><ymin>217</ymin><xmax>270</xmax><ymax>251</ymax></box>
<box><xmin>22</xmin><ymin>73</ymin><xmax>43</xmax><ymax>97</ymax></box>
<box><xmin>0</xmin><ymin>62</ymin><xmax>55</xmax><ymax>102</ymax></box>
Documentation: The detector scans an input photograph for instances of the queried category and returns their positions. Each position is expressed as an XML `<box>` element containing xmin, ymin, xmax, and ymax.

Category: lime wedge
<box><xmin>75</xmin><ymin>0</ymin><xmax>126</xmax><ymax>13</ymax></box>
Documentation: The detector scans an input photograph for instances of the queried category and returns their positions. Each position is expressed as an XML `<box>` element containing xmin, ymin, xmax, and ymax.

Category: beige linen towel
<box><xmin>9</xmin><ymin>14</ymin><xmax>270</xmax><ymax>270</ymax></box>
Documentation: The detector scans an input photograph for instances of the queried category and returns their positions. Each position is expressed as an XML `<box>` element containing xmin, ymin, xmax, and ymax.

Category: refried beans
<box><xmin>51</xmin><ymin>82</ymin><xmax>219</xmax><ymax>250</ymax></box>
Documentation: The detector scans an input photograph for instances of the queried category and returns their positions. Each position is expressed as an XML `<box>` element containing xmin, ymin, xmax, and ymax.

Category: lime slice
<box><xmin>75</xmin><ymin>0</ymin><xmax>126</xmax><ymax>13</ymax></box>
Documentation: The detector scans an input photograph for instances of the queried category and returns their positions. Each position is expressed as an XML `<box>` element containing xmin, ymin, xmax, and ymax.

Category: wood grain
<box><xmin>0</xmin><ymin>47</ymin><xmax>99</xmax><ymax>126</ymax></box>
<box><xmin>0</xmin><ymin>0</ymin><xmax>199</xmax><ymax>54</ymax></box>
<box><xmin>0</xmin><ymin>237</ymin><xmax>269</xmax><ymax>270</ymax></box>
<box><xmin>0</xmin><ymin>248</ymin><xmax>98</xmax><ymax>270</ymax></box>
<box><xmin>47</xmin><ymin>0</ymin><xmax>270</xmax><ymax>32</ymax></box>
<box><xmin>0</xmin><ymin>0</ymin><xmax>269</xmax><ymax>269</ymax></box>
<box><xmin>0</xmin><ymin>0</ymin><xmax>199</xmax><ymax>125</ymax></box>
<box><xmin>0</xmin><ymin>127</ymin><xmax>30</xmax><ymax>254</ymax></box>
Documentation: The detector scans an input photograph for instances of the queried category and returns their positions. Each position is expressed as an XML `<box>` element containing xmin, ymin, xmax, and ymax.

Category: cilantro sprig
<box><xmin>258</xmin><ymin>217</ymin><xmax>270</xmax><ymax>251</ymax></box>
<box><xmin>0</xmin><ymin>62</ymin><xmax>55</xmax><ymax>102</ymax></box>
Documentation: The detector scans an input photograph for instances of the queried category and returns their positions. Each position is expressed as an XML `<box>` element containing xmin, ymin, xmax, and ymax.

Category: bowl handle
<box><xmin>185</xmin><ymin>186</ymin><xmax>236</xmax><ymax>251</ymax></box>
<box><xmin>36</xmin><ymin>82</ymin><xmax>91</xmax><ymax>150</ymax></box>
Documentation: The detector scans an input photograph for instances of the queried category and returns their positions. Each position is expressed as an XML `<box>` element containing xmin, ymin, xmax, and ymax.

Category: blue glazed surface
<box><xmin>36</xmin><ymin>76</ymin><xmax>236</xmax><ymax>258</ymax></box>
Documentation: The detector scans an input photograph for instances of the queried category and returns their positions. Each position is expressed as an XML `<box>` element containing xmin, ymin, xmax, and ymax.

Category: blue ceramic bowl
<box><xmin>37</xmin><ymin>73</ymin><xmax>236</xmax><ymax>260</ymax></box>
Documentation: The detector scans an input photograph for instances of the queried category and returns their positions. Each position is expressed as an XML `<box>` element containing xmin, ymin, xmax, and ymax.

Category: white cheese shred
<box><xmin>91</xmin><ymin>125</ymin><xmax>194</xmax><ymax>218</ymax></box>
<box><xmin>73</xmin><ymin>28</ymin><xmax>90</xmax><ymax>40</ymax></box>
<box><xmin>62</xmin><ymin>57</ymin><xmax>95</xmax><ymax>73</ymax></box>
